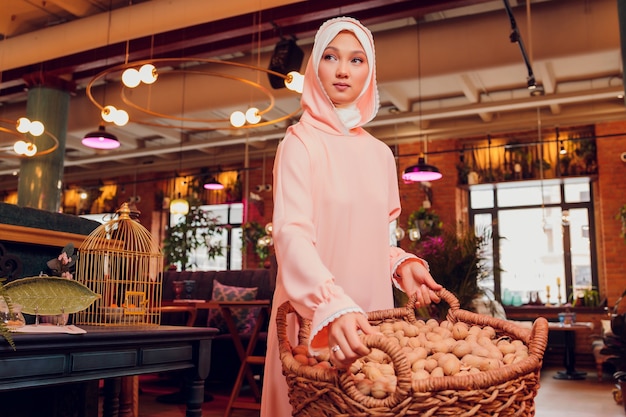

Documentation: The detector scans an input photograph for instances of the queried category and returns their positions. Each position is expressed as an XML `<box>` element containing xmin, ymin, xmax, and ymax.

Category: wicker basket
<box><xmin>277</xmin><ymin>288</ymin><xmax>549</xmax><ymax>417</ymax></box>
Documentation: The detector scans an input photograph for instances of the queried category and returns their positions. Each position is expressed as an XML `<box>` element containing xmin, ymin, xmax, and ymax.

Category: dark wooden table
<box><xmin>0</xmin><ymin>325</ymin><xmax>217</xmax><ymax>417</ymax></box>
<box><xmin>549</xmin><ymin>322</ymin><xmax>595</xmax><ymax>380</ymax></box>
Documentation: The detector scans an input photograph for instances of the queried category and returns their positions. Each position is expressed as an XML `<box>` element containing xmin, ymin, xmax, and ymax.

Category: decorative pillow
<box><xmin>207</xmin><ymin>280</ymin><xmax>259</xmax><ymax>335</ymax></box>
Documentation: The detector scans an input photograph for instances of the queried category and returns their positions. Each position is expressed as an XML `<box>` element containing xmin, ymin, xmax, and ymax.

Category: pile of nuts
<box><xmin>291</xmin><ymin>318</ymin><xmax>529</xmax><ymax>398</ymax></box>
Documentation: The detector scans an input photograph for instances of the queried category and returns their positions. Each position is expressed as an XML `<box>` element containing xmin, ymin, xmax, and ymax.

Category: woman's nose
<box><xmin>336</xmin><ymin>61</ymin><xmax>349</xmax><ymax>77</ymax></box>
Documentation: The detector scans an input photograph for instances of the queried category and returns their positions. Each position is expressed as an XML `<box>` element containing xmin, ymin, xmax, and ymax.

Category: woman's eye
<box><xmin>352</xmin><ymin>57</ymin><xmax>364</xmax><ymax>64</ymax></box>
<box><xmin>323</xmin><ymin>54</ymin><xmax>337</xmax><ymax>61</ymax></box>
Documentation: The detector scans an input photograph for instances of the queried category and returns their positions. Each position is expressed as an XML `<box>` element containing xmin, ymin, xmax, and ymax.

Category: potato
<box><xmin>452</xmin><ymin>322</ymin><xmax>469</xmax><ymax>340</ymax></box>
<box><xmin>440</xmin><ymin>354</ymin><xmax>461</xmax><ymax>376</ymax></box>
<box><xmin>452</xmin><ymin>340</ymin><xmax>473</xmax><ymax>358</ymax></box>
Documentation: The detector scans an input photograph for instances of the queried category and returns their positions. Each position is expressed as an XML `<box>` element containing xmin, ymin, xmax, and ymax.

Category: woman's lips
<box><xmin>333</xmin><ymin>83</ymin><xmax>350</xmax><ymax>91</ymax></box>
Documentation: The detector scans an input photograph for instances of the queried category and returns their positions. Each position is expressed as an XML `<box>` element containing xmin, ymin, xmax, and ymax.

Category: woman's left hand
<box><xmin>396</xmin><ymin>260</ymin><xmax>442</xmax><ymax>308</ymax></box>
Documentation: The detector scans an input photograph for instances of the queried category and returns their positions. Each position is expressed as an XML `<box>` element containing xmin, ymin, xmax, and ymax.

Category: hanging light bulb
<box><xmin>139</xmin><ymin>64</ymin><xmax>158</xmax><ymax>84</ymax></box>
<box><xmin>101</xmin><ymin>105</ymin><xmax>117</xmax><ymax>123</ymax></box>
<box><xmin>394</xmin><ymin>226</ymin><xmax>406</xmax><ymax>241</ymax></box>
<box><xmin>113</xmin><ymin>109</ymin><xmax>129</xmax><ymax>126</ymax></box>
<box><xmin>15</xmin><ymin>117</ymin><xmax>31</xmax><ymax>133</ymax></box>
<box><xmin>24</xmin><ymin>142</ymin><xmax>37</xmax><ymax>157</ymax></box>
<box><xmin>13</xmin><ymin>140</ymin><xmax>28</xmax><ymax>154</ymax></box>
<box><xmin>245</xmin><ymin>107</ymin><xmax>261</xmax><ymax>124</ymax></box>
<box><xmin>230</xmin><ymin>111</ymin><xmax>246</xmax><ymax>127</ymax></box>
<box><xmin>29</xmin><ymin>121</ymin><xmax>44</xmax><ymax>136</ymax></box>
<box><xmin>285</xmin><ymin>71</ymin><xmax>304</xmax><ymax>93</ymax></box>
<box><xmin>408</xmin><ymin>227</ymin><xmax>421</xmax><ymax>241</ymax></box>
<box><xmin>122</xmin><ymin>68</ymin><xmax>141</xmax><ymax>88</ymax></box>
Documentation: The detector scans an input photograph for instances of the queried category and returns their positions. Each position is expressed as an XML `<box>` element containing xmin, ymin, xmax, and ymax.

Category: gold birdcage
<box><xmin>74</xmin><ymin>203</ymin><xmax>163</xmax><ymax>326</ymax></box>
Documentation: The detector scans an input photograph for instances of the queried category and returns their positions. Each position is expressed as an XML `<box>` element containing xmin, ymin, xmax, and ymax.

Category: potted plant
<box><xmin>163</xmin><ymin>203</ymin><xmax>223</xmax><ymax>271</ymax></box>
<box><xmin>411</xmin><ymin>223</ymin><xmax>494</xmax><ymax>319</ymax></box>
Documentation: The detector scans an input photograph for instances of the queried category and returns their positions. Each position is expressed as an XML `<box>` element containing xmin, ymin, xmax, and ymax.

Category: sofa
<box><xmin>160</xmin><ymin>266</ymin><xmax>276</xmax><ymax>385</ymax></box>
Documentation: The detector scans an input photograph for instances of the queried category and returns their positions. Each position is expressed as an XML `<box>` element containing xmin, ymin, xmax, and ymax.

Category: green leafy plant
<box><xmin>0</xmin><ymin>279</ymin><xmax>16</xmax><ymax>350</ymax></box>
<box><xmin>163</xmin><ymin>204</ymin><xmax>223</xmax><ymax>270</ymax></box>
<box><xmin>413</xmin><ymin>223</ymin><xmax>492</xmax><ymax>319</ymax></box>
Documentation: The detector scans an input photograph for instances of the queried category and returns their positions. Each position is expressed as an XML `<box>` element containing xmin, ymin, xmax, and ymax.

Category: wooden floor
<box><xmin>124</xmin><ymin>366</ymin><xmax>626</xmax><ymax>417</ymax></box>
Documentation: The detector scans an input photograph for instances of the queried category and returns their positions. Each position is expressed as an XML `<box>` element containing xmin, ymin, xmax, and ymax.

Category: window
<box><xmin>170</xmin><ymin>203</ymin><xmax>244</xmax><ymax>271</ymax></box>
<box><xmin>469</xmin><ymin>178</ymin><xmax>596</xmax><ymax>306</ymax></box>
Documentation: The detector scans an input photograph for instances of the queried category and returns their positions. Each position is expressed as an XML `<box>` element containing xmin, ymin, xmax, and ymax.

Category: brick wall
<box><xmin>595</xmin><ymin>122</ymin><xmax>626</xmax><ymax>306</ymax></box>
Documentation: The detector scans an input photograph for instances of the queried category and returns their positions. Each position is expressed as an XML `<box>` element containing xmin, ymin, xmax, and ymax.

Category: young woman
<box><xmin>261</xmin><ymin>17</ymin><xmax>441</xmax><ymax>416</ymax></box>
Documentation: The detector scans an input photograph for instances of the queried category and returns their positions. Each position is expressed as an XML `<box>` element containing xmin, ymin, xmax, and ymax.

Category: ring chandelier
<box><xmin>0</xmin><ymin>117</ymin><xmax>59</xmax><ymax>158</ymax></box>
<box><xmin>86</xmin><ymin>58</ymin><xmax>304</xmax><ymax>130</ymax></box>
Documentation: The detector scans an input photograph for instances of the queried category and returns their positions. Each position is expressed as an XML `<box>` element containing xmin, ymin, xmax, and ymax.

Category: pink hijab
<box><xmin>296</xmin><ymin>16</ymin><xmax>380</xmax><ymax>135</ymax></box>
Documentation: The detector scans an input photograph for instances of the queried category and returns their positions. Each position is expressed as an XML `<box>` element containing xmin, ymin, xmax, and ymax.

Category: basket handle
<box><xmin>405</xmin><ymin>288</ymin><xmax>461</xmax><ymax>323</ymax></box>
<box><xmin>276</xmin><ymin>301</ymin><xmax>412</xmax><ymax>409</ymax></box>
<box><xmin>338</xmin><ymin>333</ymin><xmax>412</xmax><ymax>410</ymax></box>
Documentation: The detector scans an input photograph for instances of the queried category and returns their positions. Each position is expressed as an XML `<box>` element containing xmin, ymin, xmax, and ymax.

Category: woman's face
<box><xmin>318</xmin><ymin>31</ymin><xmax>369</xmax><ymax>107</ymax></box>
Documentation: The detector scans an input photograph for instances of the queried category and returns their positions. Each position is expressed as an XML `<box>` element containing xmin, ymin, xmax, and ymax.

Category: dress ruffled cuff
<box><xmin>309</xmin><ymin>304</ymin><xmax>365</xmax><ymax>353</ymax></box>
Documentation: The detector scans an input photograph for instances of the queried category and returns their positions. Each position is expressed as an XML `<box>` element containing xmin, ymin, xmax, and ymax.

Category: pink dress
<box><xmin>260</xmin><ymin>17</ymin><xmax>420</xmax><ymax>416</ymax></box>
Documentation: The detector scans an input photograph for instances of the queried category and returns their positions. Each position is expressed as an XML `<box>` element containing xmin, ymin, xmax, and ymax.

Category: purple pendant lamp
<box><xmin>203</xmin><ymin>178</ymin><xmax>224</xmax><ymax>190</ymax></box>
<box><xmin>402</xmin><ymin>154</ymin><xmax>442</xmax><ymax>182</ymax></box>
<box><xmin>82</xmin><ymin>124</ymin><xmax>120</xmax><ymax>150</ymax></box>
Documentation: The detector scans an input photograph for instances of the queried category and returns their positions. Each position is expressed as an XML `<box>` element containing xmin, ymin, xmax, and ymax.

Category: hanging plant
<box><xmin>242</xmin><ymin>221</ymin><xmax>272</xmax><ymax>265</ymax></box>
<box><xmin>408</xmin><ymin>208</ymin><xmax>442</xmax><ymax>236</ymax></box>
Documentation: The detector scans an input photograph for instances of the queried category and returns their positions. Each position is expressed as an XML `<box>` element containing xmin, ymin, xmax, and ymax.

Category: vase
<box><xmin>0</xmin><ymin>302</ymin><xmax>26</xmax><ymax>329</ymax></box>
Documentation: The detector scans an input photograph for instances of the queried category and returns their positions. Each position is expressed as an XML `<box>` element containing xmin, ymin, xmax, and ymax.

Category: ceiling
<box><xmin>0</xmin><ymin>0</ymin><xmax>624</xmax><ymax>188</ymax></box>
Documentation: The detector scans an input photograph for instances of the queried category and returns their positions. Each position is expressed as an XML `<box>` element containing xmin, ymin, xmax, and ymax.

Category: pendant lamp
<box><xmin>203</xmin><ymin>178</ymin><xmax>224</xmax><ymax>190</ymax></box>
<box><xmin>82</xmin><ymin>124</ymin><xmax>120</xmax><ymax>150</ymax></box>
<box><xmin>402</xmin><ymin>155</ymin><xmax>442</xmax><ymax>183</ymax></box>
<box><xmin>170</xmin><ymin>193</ymin><xmax>189</xmax><ymax>215</ymax></box>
